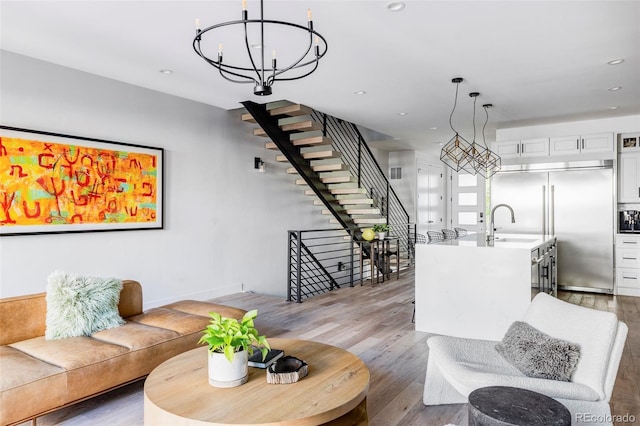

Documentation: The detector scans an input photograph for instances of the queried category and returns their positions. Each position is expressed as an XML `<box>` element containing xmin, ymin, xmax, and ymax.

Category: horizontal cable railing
<box><xmin>288</xmin><ymin>229</ymin><xmax>360</xmax><ymax>302</ymax></box>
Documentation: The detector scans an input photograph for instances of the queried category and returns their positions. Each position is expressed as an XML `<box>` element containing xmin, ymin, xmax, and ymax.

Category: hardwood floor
<box><xmin>22</xmin><ymin>269</ymin><xmax>639</xmax><ymax>426</ymax></box>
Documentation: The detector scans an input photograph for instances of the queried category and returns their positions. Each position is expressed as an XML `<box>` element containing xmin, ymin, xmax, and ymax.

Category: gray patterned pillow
<box><xmin>495</xmin><ymin>321</ymin><xmax>580</xmax><ymax>381</ymax></box>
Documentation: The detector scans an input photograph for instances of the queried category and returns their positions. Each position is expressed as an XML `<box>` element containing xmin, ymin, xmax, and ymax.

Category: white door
<box><xmin>449</xmin><ymin>172</ymin><xmax>486</xmax><ymax>233</ymax></box>
<box><xmin>417</xmin><ymin>162</ymin><xmax>445</xmax><ymax>236</ymax></box>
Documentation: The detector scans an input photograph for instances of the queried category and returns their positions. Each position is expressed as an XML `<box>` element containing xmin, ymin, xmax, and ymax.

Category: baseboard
<box><xmin>144</xmin><ymin>283</ymin><xmax>244</xmax><ymax>309</ymax></box>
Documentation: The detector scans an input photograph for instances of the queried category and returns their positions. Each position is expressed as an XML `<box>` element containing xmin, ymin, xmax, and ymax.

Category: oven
<box><xmin>619</xmin><ymin>210</ymin><xmax>640</xmax><ymax>233</ymax></box>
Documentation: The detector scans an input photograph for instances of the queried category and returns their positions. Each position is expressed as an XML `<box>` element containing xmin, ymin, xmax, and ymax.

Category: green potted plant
<box><xmin>199</xmin><ymin>309</ymin><xmax>270</xmax><ymax>388</ymax></box>
<box><xmin>373</xmin><ymin>223</ymin><xmax>390</xmax><ymax>240</ymax></box>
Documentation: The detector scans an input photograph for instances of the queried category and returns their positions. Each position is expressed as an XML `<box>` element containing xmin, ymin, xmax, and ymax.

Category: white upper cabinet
<box><xmin>492</xmin><ymin>138</ymin><xmax>549</xmax><ymax>159</ymax></box>
<box><xmin>549</xmin><ymin>132</ymin><xmax>614</xmax><ymax>156</ymax></box>
<box><xmin>619</xmin><ymin>152</ymin><xmax>640</xmax><ymax>203</ymax></box>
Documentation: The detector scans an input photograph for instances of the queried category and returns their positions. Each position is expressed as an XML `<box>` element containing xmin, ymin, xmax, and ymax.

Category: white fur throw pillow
<box><xmin>495</xmin><ymin>321</ymin><xmax>580</xmax><ymax>382</ymax></box>
<box><xmin>45</xmin><ymin>271</ymin><xmax>125</xmax><ymax>340</ymax></box>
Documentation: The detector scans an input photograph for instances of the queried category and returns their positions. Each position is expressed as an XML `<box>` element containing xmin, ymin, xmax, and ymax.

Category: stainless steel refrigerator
<box><xmin>490</xmin><ymin>160</ymin><xmax>614</xmax><ymax>293</ymax></box>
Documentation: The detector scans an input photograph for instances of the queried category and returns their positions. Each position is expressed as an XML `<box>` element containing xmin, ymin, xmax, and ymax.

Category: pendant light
<box><xmin>477</xmin><ymin>103</ymin><xmax>501</xmax><ymax>178</ymax></box>
<box><xmin>460</xmin><ymin>92</ymin><xmax>482</xmax><ymax>176</ymax></box>
<box><xmin>440</xmin><ymin>78</ymin><xmax>474</xmax><ymax>172</ymax></box>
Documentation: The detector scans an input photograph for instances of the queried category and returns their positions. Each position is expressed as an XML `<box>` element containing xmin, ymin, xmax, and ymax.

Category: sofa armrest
<box><xmin>118</xmin><ymin>280</ymin><xmax>143</xmax><ymax>319</ymax></box>
<box><xmin>0</xmin><ymin>292</ymin><xmax>47</xmax><ymax>345</ymax></box>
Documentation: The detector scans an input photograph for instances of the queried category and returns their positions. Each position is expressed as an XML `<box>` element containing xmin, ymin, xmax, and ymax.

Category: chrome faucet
<box><xmin>488</xmin><ymin>203</ymin><xmax>516</xmax><ymax>242</ymax></box>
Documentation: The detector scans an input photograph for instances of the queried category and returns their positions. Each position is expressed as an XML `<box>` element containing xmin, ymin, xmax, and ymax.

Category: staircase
<box><xmin>242</xmin><ymin>100</ymin><xmax>413</xmax><ymax>299</ymax></box>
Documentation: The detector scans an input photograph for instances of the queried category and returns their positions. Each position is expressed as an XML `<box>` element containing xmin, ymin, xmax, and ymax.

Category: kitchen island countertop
<box><xmin>433</xmin><ymin>232</ymin><xmax>556</xmax><ymax>250</ymax></box>
<box><xmin>414</xmin><ymin>233</ymin><xmax>557</xmax><ymax>340</ymax></box>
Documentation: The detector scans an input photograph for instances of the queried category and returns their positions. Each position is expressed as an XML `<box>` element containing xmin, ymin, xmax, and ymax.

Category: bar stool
<box><xmin>427</xmin><ymin>231</ymin><xmax>444</xmax><ymax>243</ymax></box>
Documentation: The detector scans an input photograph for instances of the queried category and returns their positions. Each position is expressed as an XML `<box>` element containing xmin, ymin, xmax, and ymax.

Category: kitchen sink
<box><xmin>493</xmin><ymin>236</ymin><xmax>539</xmax><ymax>243</ymax></box>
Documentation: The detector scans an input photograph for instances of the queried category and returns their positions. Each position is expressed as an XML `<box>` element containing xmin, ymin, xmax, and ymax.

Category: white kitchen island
<box><xmin>415</xmin><ymin>233</ymin><xmax>556</xmax><ymax>340</ymax></box>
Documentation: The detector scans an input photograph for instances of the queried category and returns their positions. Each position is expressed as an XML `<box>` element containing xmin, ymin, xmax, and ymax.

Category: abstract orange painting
<box><xmin>0</xmin><ymin>126</ymin><xmax>164</xmax><ymax>235</ymax></box>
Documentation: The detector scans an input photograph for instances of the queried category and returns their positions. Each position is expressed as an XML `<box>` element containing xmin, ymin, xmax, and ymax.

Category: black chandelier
<box><xmin>193</xmin><ymin>0</ymin><xmax>328</xmax><ymax>96</ymax></box>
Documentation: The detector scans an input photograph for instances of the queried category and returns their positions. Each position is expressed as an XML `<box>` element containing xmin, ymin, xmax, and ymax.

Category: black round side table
<box><xmin>468</xmin><ymin>386</ymin><xmax>571</xmax><ymax>426</ymax></box>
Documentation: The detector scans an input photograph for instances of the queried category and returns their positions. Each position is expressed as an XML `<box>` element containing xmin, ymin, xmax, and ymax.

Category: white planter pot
<box><xmin>207</xmin><ymin>349</ymin><xmax>249</xmax><ymax>388</ymax></box>
<box><xmin>377</xmin><ymin>232</ymin><xmax>386</xmax><ymax>240</ymax></box>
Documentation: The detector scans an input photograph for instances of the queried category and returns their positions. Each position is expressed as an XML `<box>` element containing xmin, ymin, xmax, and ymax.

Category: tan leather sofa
<box><xmin>0</xmin><ymin>280</ymin><xmax>246</xmax><ymax>426</ymax></box>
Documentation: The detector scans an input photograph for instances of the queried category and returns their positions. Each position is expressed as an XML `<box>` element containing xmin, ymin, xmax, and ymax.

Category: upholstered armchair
<box><xmin>423</xmin><ymin>293</ymin><xmax>628</xmax><ymax>426</ymax></box>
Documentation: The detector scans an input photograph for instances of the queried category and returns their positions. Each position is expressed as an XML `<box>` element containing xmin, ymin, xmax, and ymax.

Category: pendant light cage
<box><xmin>193</xmin><ymin>0</ymin><xmax>328</xmax><ymax>96</ymax></box>
<box><xmin>477</xmin><ymin>103</ymin><xmax>501</xmax><ymax>178</ymax></box>
<box><xmin>440</xmin><ymin>78</ymin><xmax>474</xmax><ymax>172</ymax></box>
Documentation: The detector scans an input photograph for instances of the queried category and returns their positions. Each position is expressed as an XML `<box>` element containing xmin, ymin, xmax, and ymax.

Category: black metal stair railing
<box><xmin>288</xmin><ymin>229</ymin><xmax>358</xmax><ymax>302</ymax></box>
<box><xmin>310</xmin><ymin>110</ymin><xmax>412</xmax><ymax>258</ymax></box>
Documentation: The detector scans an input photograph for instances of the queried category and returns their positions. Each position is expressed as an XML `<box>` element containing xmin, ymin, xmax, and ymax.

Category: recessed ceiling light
<box><xmin>430</xmin><ymin>127</ymin><xmax>438</xmax><ymax>130</ymax></box>
<box><xmin>607</xmin><ymin>59</ymin><xmax>624</xmax><ymax>65</ymax></box>
<box><xmin>159</xmin><ymin>69</ymin><xmax>173</xmax><ymax>74</ymax></box>
<box><xmin>386</xmin><ymin>2</ymin><xmax>406</xmax><ymax>12</ymax></box>
<box><xmin>398</xmin><ymin>112</ymin><xmax>408</xmax><ymax>116</ymax></box>
<box><xmin>354</xmin><ymin>90</ymin><xmax>366</xmax><ymax>95</ymax></box>
<box><xmin>608</xmin><ymin>86</ymin><xmax>622</xmax><ymax>91</ymax></box>
<box><xmin>609</xmin><ymin>106</ymin><xmax>620</xmax><ymax>110</ymax></box>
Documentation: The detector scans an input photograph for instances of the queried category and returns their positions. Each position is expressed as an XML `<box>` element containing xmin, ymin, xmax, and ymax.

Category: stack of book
<box><xmin>248</xmin><ymin>348</ymin><xmax>284</xmax><ymax>369</ymax></box>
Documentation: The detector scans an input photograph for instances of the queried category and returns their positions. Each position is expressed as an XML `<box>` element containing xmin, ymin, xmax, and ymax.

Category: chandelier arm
<box><xmin>271</xmin><ymin>58</ymin><xmax>319</xmax><ymax>83</ymax></box>
<box><xmin>242</xmin><ymin>21</ymin><xmax>264</xmax><ymax>84</ymax></box>
<box><xmin>194</xmin><ymin>44</ymin><xmax>258</xmax><ymax>84</ymax></box>
<box><xmin>218</xmin><ymin>67</ymin><xmax>258</xmax><ymax>85</ymax></box>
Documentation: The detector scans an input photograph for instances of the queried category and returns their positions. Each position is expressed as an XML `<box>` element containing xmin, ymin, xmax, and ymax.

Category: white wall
<box><xmin>388</xmin><ymin>151</ymin><xmax>416</xmax><ymax>223</ymax></box>
<box><xmin>0</xmin><ymin>51</ymin><xmax>329</xmax><ymax>305</ymax></box>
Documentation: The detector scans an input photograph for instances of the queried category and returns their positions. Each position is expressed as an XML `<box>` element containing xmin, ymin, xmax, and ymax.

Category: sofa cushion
<box><xmin>495</xmin><ymin>321</ymin><xmax>580</xmax><ymax>381</ymax></box>
<box><xmin>0</xmin><ymin>346</ymin><xmax>67</xmax><ymax>426</ymax></box>
<box><xmin>427</xmin><ymin>335</ymin><xmax>599</xmax><ymax>401</ymax></box>
<box><xmin>162</xmin><ymin>300</ymin><xmax>246</xmax><ymax>320</ymax></box>
<box><xmin>45</xmin><ymin>271</ymin><xmax>125</xmax><ymax>340</ymax></box>
<box><xmin>523</xmin><ymin>293</ymin><xmax>619</xmax><ymax>399</ymax></box>
<box><xmin>92</xmin><ymin>321</ymin><xmax>181</xmax><ymax>350</ymax></box>
<box><xmin>128</xmin><ymin>308</ymin><xmax>210</xmax><ymax>335</ymax></box>
<box><xmin>10</xmin><ymin>336</ymin><xmax>129</xmax><ymax>370</ymax></box>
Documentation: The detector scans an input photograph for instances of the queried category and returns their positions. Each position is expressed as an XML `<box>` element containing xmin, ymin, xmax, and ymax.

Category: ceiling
<box><xmin>1</xmin><ymin>1</ymin><xmax>639</xmax><ymax>155</ymax></box>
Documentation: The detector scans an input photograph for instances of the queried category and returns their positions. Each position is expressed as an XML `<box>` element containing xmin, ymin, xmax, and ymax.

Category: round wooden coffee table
<box><xmin>144</xmin><ymin>338</ymin><xmax>370</xmax><ymax>425</ymax></box>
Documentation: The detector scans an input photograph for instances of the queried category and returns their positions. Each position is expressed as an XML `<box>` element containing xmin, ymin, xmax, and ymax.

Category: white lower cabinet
<box><xmin>616</xmin><ymin>234</ymin><xmax>640</xmax><ymax>297</ymax></box>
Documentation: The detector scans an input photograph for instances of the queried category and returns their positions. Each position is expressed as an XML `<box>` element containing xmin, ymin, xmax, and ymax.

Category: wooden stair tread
<box><xmin>301</xmin><ymin>151</ymin><xmax>341</xmax><ymax>160</ymax></box>
<box><xmin>292</xmin><ymin>136</ymin><xmax>332</xmax><ymax>147</ymax></box>
<box><xmin>331</xmin><ymin>188</ymin><xmax>368</xmax><ymax>195</ymax></box>
<box><xmin>268</xmin><ymin>103</ymin><xmax>312</xmax><ymax>117</ymax></box>
<box><xmin>282</xmin><ymin>121</ymin><xmax>322</xmax><ymax>132</ymax></box>
<box><xmin>346</xmin><ymin>208</ymin><xmax>381</xmax><ymax>215</ymax></box>
<box><xmin>337</xmin><ymin>198</ymin><xmax>374</xmax><ymax>205</ymax></box>
<box><xmin>321</xmin><ymin>176</ymin><xmax>357</xmax><ymax>184</ymax></box>
<box><xmin>241</xmin><ymin>112</ymin><xmax>256</xmax><ymax>123</ymax></box>
<box><xmin>312</xmin><ymin>163</ymin><xmax>349</xmax><ymax>172</ymax></box>
<box><xmin>265</xmin><ymin>142</ymin><xmax>280</xmax><ymax>150</ymax></box>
